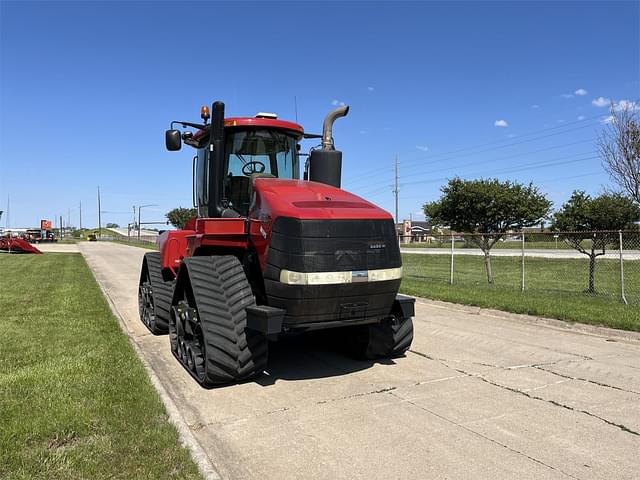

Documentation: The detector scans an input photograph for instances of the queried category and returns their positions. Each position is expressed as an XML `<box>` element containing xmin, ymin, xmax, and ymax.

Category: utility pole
<box><xmin>393</xmin><ymin>155</ymin><xmax>400</xmax><ymax>225</ymax></box>
<box><xmin>97</xmin><ymin>187</ymin><xmax>102</xmax><ymax>238</ymax></box>
<box><xmin>60</xmin><ymin>215</ymin><xmax>63</xmax><ymax>238</ymax></box>
<box><xmin>67</xmin><ymin>208</ymin><xmax>71</xmax><ymax>230</ymax></box>
<box><xmin>79</xmin><ymin>201</ymin><xmax>83</xmax><ymax>231</ymax></box>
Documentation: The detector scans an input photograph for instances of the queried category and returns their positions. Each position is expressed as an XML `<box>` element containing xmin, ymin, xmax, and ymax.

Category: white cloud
<box><xmin>506</xmin><ymin>134</ymin><xmax>516</xmax><ymax>138</ymax></box>
<box><xmin>577</xmin><ymin>115</ymin><xmax>585</xmax><ymax>121</ymax></box>
<box><xmin>494</xmin><ymin>119</ymin><xmax>508</xmax><ymax>128</ymax></box>
<box><xmin>556</xmin><ymin>119</ymin><xmax>565</xmax><ymax>123</ymax></box>
<box><xmin>601</xmin><ymin>115</ymin><xmax>614</xmax><ymax>124</ymax></box>
<box><xmin>612</xmin><ymin>99</ymin><xmax>639</xmax><ymax>112</ymax></box>
<box><xmin>415</xmin><ymin>145</ymin><xmax>429</xmax><ymax>152</ymax></box>
<box><xmin>530</xmin><ymin>104</ymin><xmax>540</xmax><ymax>109</ymax></box>
<box><xmin>359</xmin><ymin>130</ymin><xmax>367</xmax><ymax>135</ymax></box>
<box><xmin>561</xmin><ymin>93</ymin><xmax>574</xmax><ymax>99</ymax></box>
<box><xmin>574</xmin><ymin>88</ymin><xmax>588</xmax><ymax>96</ymax></box>
<box><xmin>592</xmin><ymin>96</ymin><xmax>611</xmax><ymax>107</ymax></box>
<box><xmin>331</xmin><ymin>99</ymin><xmax>339</xmax><ymax>106</ymax></box>
<box><xmin>367</xmin><ymin>86</ymin><xmax>374</xmax><ymax>91</ymax></box>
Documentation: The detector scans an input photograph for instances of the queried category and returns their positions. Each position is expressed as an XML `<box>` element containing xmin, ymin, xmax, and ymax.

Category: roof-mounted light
<box><xmin>255</xmin><ymin>112</ymin><xmax>278</xmax><ymax>119</ymax></box>
<box><xmin>200</xmin><ymin>105</ymin><xmax>210</xmax><ymax>124</ymax></box>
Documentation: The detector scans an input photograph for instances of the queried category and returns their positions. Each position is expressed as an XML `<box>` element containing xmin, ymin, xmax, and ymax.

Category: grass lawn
<box><xmin>403</xmin><ymin>240</ymin><xmax>578</xmax><ymax>249</ymax></box>
<box><xmin>401</xmin><ymin>253</ymin><xmax>640</xmax><ymax>332</ymax></box>
<box><xmin>106</xmin><ymin>238</ymin><xmax>158</xmax><ymax>250</ymax></box>
<box><xmin>0</xmin><ymin>253</ymin><xmax>200</xmax><ymax>479</ymax></box>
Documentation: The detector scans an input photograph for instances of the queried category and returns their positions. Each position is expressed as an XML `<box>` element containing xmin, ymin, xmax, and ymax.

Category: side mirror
<box><xmin>165</xmin><ymin>129</ymin><xmax>182</xmax><ymax>151</ymax></box>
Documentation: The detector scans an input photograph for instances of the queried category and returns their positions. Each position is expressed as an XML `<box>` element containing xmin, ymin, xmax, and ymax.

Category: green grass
<box><xmin>402</xmin><ymin>240</ymin><xmax>578</xmax><ymax>249</ymax></box>
<box><xmin>106</xmin><ymin>238</ymin><xmax>158</xmax><ymax>250</ymax></box>
<box><xmin>401</xmin><ymin>253</ymin><xmax>640</xmax><ymax>332</ymax></box>
<box><xmin>0</xmin><ymin>254</ymin><xmax>200</xmax><ymax>479</ymax></box>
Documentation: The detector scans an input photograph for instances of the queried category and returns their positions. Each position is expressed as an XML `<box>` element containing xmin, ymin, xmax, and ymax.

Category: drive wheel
<box><xmin>171</xmin><ymin>255</ymin><xmax>268</xmax><ymax>386</ymax></box>
<box><xmin>351</xmin><ymin>317</ymin><xmax>413</xmax><ymax>360</ymax></box>
<box><xmin>138</xmin><ymin>252</ymin><xmax>173</xmax><ymax>334</ymax></box>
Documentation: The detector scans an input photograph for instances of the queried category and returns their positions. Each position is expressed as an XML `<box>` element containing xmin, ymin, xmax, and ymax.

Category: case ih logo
<box><xmin>369</xmin><ymin>243</ymin><xmax>386</xmax><ymax>250</ymax></box>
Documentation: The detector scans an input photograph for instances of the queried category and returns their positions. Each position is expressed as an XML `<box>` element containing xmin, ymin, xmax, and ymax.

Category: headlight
<box><xmin>279</xmin><ymin>267</ymin><xmax>402</xmax><ymax>285</ymax></box>
<box><xmin>368</xmin><ymin>267</ymin><xmax>403</xmax><ymax>282</ymax></box>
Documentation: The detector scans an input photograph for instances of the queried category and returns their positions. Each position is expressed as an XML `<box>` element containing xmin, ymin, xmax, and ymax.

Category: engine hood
<box><xmin>251</xmin><ymin>178</ymin><xmax>392</xmax><ymax>221</ymax></box>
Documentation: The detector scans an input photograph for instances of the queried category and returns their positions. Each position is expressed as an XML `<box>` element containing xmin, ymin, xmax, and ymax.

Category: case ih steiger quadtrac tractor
<box><xmin>138</xmin><ymin>101</ymin><xmax>414</xmax><ymax>386</ymax></box>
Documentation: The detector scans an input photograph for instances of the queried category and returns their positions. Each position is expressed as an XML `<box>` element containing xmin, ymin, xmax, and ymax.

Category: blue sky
<box><xmin>1</xmin><ymin>0</ymin><xmax>638</xmax><ymax>228</ymax></box>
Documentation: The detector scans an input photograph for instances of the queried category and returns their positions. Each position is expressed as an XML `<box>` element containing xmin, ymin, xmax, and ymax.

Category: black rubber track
<box><xmin>352</xmin><ymin>317</ymin><xmax>414</xmax><ymax>360</ymax></box>
<box><xmin>140</xmin><ymin>252</ymin><xmax>173</xmax><ymax>334</ymax></box>
<box><xmin>178</xmin><ymin>255</ymin><xmax>268</xmax><ymax>386</ymax></box>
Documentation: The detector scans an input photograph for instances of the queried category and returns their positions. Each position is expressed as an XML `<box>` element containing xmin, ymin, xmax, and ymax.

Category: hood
<box><xmin>251</xmin><ymin>178</ymin><xmax>393</xmax><ymax>221</ymax></box>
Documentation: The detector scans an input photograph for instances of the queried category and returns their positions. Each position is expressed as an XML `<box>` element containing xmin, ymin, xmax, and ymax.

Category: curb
<box><xmin>81</xmin><ymin>253</ymin><xmax>221</xmax><ymax>480</ymax></box>
<box><xmin>413</xmin><ymin>296</ymin><xmax>640</xmax><ymax>343</ymax></box>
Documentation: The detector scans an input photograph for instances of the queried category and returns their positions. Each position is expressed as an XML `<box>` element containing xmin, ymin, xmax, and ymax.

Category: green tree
<box><xmin>552</xmin><ymin>191</ymin><xmax>640</xmax><ymax>293</ymax></box>
<box><xmin>106</xmin><ymin>223</ymin><xmax>119</xmax><ymax>228</ymax></box>
<box><xmin>424</xmin><ymin>178</ymin><xmax>551</xmax><ymax>284</ymax></box>
<box><xmin>165</xmin><ymin>207</ymin><xmax>197</xmax><ymax>230</ymax></box>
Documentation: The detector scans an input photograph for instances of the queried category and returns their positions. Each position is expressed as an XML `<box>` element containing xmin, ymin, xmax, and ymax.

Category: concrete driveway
<box><xmin>78</xmin><ymin>241</ymin><xmax>640</xmax><ymax>480</ymax></box>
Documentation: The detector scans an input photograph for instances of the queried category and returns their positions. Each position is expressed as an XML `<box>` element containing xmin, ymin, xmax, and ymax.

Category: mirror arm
<box><xmin>171</xmin><ymin>120</ymin><xmax>207</xmax><ymax>130</ymax></box>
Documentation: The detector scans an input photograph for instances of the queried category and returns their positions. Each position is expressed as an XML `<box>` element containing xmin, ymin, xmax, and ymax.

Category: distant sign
<box><xmin>41</xmin><ymin>220</ymin><xmax>52</xmax><ymax>230</ymax></box>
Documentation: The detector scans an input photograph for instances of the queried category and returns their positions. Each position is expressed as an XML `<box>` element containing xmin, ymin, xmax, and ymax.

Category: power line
<box><xmin>345</xmin><ymin>123</ymin><xmax>596</xmax><ymax>188</ymax></box>
<box><xmin>344</xmin><ymin>116</ymin><xmax>603</xmax><ymax>185</ymax></box>
<box><xmin>349</xmin><ymin>139</ymin><xmax>595</xmax><ymax>194</ymax></box>
<box><xmin>404</xmin><ymin>155</ymin><xmax>599</xmax><ymax>191</ymax></box>
<box><xmin>364</xmin><ymin>154</ymin><xmax>599</xmax><ymax>200</ymax></box>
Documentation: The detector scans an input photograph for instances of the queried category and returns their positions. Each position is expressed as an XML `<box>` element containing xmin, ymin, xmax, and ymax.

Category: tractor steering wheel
<box><xmin>242</xmin><ymin>161</ymin><xmax>266</xmax><ymax>176</ymax></box>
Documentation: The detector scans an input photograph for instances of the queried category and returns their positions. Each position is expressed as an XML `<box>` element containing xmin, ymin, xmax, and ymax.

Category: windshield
<box><xmin>225</xmin><ymin>129</ymin><xmax>299</xmax><ymax>179</ymax></box>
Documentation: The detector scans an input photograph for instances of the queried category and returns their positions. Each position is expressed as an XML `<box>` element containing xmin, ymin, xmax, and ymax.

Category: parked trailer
<box><xmin>0</xmin><ymin>237</ymin><xmax>43</xmax><ymax>254</ymax></box>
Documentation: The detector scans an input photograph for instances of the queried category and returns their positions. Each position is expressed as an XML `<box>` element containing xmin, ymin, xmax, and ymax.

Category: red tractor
<box><xmin>139</xmin><ymin>101</ymin><xmax>414</xmax><ymax>386</ymax></box>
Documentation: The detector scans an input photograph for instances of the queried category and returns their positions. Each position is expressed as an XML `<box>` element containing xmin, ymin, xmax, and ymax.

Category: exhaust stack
<box><xmin>309</xmin><ymin>105</ymin><xmax>350</xmax><ymax>188</ymax></box>
<box><xmin>321</xmin><ymin>105</ymin><xmax>350</xmax><ymax>150</ymax></box>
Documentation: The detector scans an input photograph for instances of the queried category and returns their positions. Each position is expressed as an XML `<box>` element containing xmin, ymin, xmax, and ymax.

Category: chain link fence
<box><xmin>400</xmin><ymin>230</ymin><xmax>640</xmax><ymax>305</ymax></box>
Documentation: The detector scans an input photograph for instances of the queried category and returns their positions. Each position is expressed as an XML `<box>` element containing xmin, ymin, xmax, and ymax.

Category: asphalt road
<box><xmin>76</xmin><ymin>241</ymin><xmax>640</xmax><ymax>480</ymax></box>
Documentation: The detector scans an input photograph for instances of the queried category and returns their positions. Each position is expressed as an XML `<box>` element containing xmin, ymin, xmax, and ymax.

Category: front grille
<box><xmin>265</xmin><ymin>217</ymin><xmax>401</xmax><ymax>279</ymax></box>
<box><xmin>262</xmin><ymin>217</ymin><xmax>401</xmax><ymax>326</ymax></box>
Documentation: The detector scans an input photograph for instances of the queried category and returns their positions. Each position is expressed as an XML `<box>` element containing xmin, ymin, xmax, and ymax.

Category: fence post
<box><xmin>450</xmin><ymin>233</ymin><xmax>454</xmax><ymax>285</ymax></box>
<box><xmin>619</xmin><ymin>230</ymin><xmax>628</xmax><ymax>305</ymax></box>
<box><xmin>521</xmin><ymin>231</ymin><xmax>525</xmax><ymax>292</ymax></box>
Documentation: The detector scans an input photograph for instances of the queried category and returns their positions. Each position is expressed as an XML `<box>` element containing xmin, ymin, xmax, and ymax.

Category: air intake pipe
<box><xmin>208</xmin><ymin>101</ymin><xmax>226</xmax><ymax>218</ymax></box>
<box><xmin>308</xmin><ymin>105</ymin><xmax>349</xmax><ymax>188</ymax></box>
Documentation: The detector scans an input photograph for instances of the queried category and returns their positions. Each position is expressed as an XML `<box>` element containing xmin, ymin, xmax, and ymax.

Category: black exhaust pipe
<box><xmin>208</xmin><ymin>101</ymin><xmax>226</xmax><ymax>218</ymax></box>
<box><xmin>308</xmin><ymin>105</ymin><xmax>349</xmax><ymax>188</ymax></box>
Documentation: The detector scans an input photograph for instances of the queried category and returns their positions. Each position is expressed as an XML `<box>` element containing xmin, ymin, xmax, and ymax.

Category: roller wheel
<box><xmin>351</xmin><ymin>316</ymin><xmax>413</xmax><ymax>360</ymax></box>
<box><xmin>138</xmin><ymin>252</ymin><xmax>173</xmax><ymax>334</ymax></box>
<box><xmin>170</xmin><ymin>255</ymin><xmax>268</xmax><ymax>386</ymax></box>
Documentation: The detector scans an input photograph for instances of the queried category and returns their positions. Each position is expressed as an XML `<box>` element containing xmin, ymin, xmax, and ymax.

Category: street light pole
<box><xmin>137</xmin><ymin>204</ymin><xmax>158</xmax><ymax>241</ymax></box>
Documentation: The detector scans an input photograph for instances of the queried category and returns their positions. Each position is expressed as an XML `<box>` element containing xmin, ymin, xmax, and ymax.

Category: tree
<box><xmin>106</xmin><ymin>222</ymin><xmax>119</xmax><ymax>228</ymax></box>
<box><xmin>552</xmin><ymin>191</ymin><xmax>640</xmax><ymax>293</ymax></box>
<box><xmin>424</xmin><ymin>178</ymin><xmax>551</xmax><ymax>284</ymax></box>
<box><xmin>166</xmin><ymin>207</ymin><xmax>197</xmax><ymax>229</ymax></box>
<box><xmin>599</xmin><ymin>101</ymin><xmax>640</xmax><ymax>203</ymax></box>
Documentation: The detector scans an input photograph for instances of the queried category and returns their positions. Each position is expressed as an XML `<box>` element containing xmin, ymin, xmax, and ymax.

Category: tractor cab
<box><xmin>167</xmin><ymin>108</ymin><xmax>304</xmax><ymax>218</ymax></box>
<box><xmin>222</xmin><ymin>121</ymin><xmax>301</xmax><ymax>216</ymax></box>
